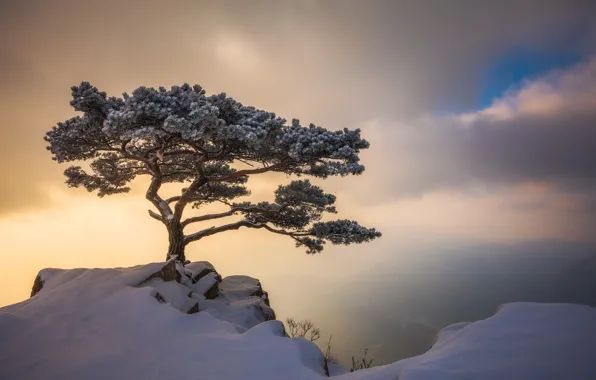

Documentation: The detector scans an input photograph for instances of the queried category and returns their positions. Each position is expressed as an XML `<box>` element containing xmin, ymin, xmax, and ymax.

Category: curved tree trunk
<box><xmin>166</xmin><ymin>220</ymin><xmax>186</xmax><ymax>263</ymax></box>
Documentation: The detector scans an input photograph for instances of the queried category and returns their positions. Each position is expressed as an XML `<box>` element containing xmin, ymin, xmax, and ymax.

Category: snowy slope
<box><xmin>1</xmin><ymin>261</ymin><xmax>596</xmax><ymax>380</ymax></box>
<box><xmin>341</xmin><ymin>302</ymin><xmax>596</xmax><ymax>380</ymax></box>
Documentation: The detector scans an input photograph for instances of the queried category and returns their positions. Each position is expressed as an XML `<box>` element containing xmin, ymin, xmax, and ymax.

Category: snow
<box><xmin>292</xmin><ymin>337</ymin><xmax>328</xmax><ymax>377</ymax></box>
<box><xmin>328</xmin><ymin>362</ymin><xmax>350</xmax><ymax>376</ymax></box>
<box><xmin>218</xmin><ymin>275</ymin><xmax>263</xmax><ymax>300</ymax></box>
<box><xmin>1</xmin><ymin>261</ymin><xmax>596</xmax><ymax>380</ymax></box>
<box><xmin>140</xmin><ymin>278</ymin><xmax>197</xmax><ymax>313</ymax></box>
<box><xmin>185</xmin><ymin>260</ymin><xmax>216</xmax><ymax>281</ymax></box>
<box><xmin>199</xmin><ymin>275</ymin><xmax>275</xmax><ymax>332</ymax></box>
<box><xmin>175</xmin><ymin>261</ymin><xmax>194</xmax><ymax>285</ymax></box>
<box><xmin>0</xmin><ymin>262</ymin><xmax>325</xmax><ymax>380</ymax></box>
<box><xmin>340</xmin><ymin>303</ymin><xmax>596</xmax><ymax>380</ymax></box>
<box><xmin>200</xmin><ymin>296</ymin><xmax>272</xmax><ymax>333</ymax></box>
<box><xmin>190</xmin><ymin>271</ymin><xmax>219</xmax><ymax>295</ymax></box>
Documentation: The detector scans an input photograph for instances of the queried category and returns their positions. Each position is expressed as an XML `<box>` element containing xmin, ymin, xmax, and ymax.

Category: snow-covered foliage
<box><xmin>2</xmin><ymin>262</ymin><xmax>595</xmax><ymax>380</ymax></box>
<box><xmin>44</xmin><ymin>82</ymin><xmax>381</xmax><ymax>260</ymax></box>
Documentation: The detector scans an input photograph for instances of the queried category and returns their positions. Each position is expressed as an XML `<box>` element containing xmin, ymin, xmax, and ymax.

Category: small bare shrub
<box><xmin>285</xmin><ymin>317</ymin><xmax>321</xmax><ymax>342</ymax></box>
<box><xmin>285</xmin><ymin>317</ymin><xmax>375</xmax><ymax>376</ymax></box>
<box><xmin>350</xmin><ymin>348</ymin><xmax>374</xmax><ymax>372</ymax></box>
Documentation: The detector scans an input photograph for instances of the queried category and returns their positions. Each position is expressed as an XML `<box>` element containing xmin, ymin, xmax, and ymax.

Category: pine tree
<box><xmin>45</xmin><ymin>83</ymin><xmax>381</xmax><ymax>262</ymax></box>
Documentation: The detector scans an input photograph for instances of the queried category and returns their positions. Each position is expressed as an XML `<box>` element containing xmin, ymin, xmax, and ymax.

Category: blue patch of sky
<box><xmin>429</xmin><ymin>24</ymin><xmax>591</xmax><ymax>117</ymax></box>
<box><xmin>430</xmin><ymin>47</ymin><xmax>583</xmax><ymax>117</ymax></box>
<box><xmin>477</xmin><ymin>47</ymin><xmax>583</xmax><ymax>109</ymax></box>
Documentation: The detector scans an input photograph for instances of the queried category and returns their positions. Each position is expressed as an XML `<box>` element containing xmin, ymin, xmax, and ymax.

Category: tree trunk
<box><xmin>166</xmin><ymin>220</ymin><xmax>186</xmax><ymax>263</ymax></box>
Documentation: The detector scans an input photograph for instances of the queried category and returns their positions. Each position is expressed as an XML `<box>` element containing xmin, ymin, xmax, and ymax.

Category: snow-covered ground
<box><xmin>341</xmin><ymin>302</ymin><xmax>596</xmax><ymax>380</ymax></box>
<box><xmin>1</xmin><ymin>261</ymin><xmax>595</xmax><ymax>380</ymax></box>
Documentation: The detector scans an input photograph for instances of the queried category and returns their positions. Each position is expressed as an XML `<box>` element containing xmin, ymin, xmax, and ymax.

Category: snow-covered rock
<box><xmin>2</xmin><ymin>261</ymin><xmax>596</xmax><ymax>380</ymax></box>
<box><xmin>199</xmin><ymin>275</ymin><xmax>276</xmax><ymax>332</ymax></box>
<box><xmin>140</xmin><ymin>278</ymin><xmax>199</xmax><ymax>314</ymax></box>
<box><xmin>140</xmin><ymin>259</ymin><xmax>181</xmax><ymax>284</ymax></box>
<box><xmin>219</xmin><ymin>275</ymin><xmax>266</xmax><ymax>299</ymax></box>
<box><xmin>186</xmin><ymin>261</ymin><xmax>217</xmax><ymax>282</ymax></box>
<box><xmin>0</xmin><ymin>261</ymin><xmax>329</xmax><ymax>380</ymax></box>
<box><xmin>191</xmin><ymin>271</ymin><xmax>219</xmax><ymax>298</ymax></box>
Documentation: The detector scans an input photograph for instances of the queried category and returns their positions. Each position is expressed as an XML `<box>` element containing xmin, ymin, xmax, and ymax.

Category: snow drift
<box><xmin>1</xmin><ymin>261</ymin><xmax>596</xmax><ymax>380</ymax></box>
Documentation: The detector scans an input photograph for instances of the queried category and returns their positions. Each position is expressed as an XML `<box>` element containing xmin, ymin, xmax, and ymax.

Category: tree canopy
<box><xmin>45</xmin><ymin>82</ymin><xmax>381</xmax><ymax>261</ymax></box>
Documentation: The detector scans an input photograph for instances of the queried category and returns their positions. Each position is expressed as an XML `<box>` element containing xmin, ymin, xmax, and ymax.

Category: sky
<box><xmin>1</xmin><ymin>0</ymin><xmax>596</xmax><ymax>324</ymax></box>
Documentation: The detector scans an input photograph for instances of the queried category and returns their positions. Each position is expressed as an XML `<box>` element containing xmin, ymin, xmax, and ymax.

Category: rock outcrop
<box><xmin>201</xmin><ymin>275</ymin><xmax>276</xmax><ymax>329</ymax></box>
<box><xmin>30</xmin><ymin>274</ymin><xmax>44</xmax><ymax>297</ymax></box>
<box><xmin>2</xmin><ymin>260</ymin><xmax>330</xmax><ymax>380</ymax></box>
<box><xmin>140</xmin><ymin>259</ymin><xmax>181</xmax><ymax>284</ymax></box>
<box><xmin>28</xmin><ymin>260</ymin><xmax>276</xmax><ymax>332</ymax></box>
<box><xmin>148</xmin><ymin>261</ymin><xmax>274</xmax><ymax>330</ymax></box>
<box><xmin>185</xmin><ymin>261</ymin><xmax>218</xmax><ymax>282</ymax></box>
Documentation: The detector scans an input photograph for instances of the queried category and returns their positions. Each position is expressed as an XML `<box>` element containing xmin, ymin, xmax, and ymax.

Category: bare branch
<box><xmin>121</xmin><ymin>139</ymin><xmax>131</xmax><ymax>153</ymax></box>
<box><xmin>162</xmin><ymin>170</ymin><xmax>195</xmax><ymax>178</ymax></box>
<box><xmin>309</xmin><ymin>327</ymin><xmax>321</xmax><ymax>342</ymax></box>
<box><xmin>146</xmin><ymin>175</ymin><xmax>164</xmax><ymax>206</ymax></box>
<box><xmin>172</xmin><ymin>155</ymin><xmax>209</xmax><ymax>220</ymax></box>
<box><xmin>182</xmin><ymin>210</ymin><xmax>235</xmax><ymax>228</ymax></box>
<box><xmin>145</xmin><ymin>161</ymin><xmax>173</xmax><ymax>218</ymax></box>
<box><xmin>184</xmin><ymin>220</ymin><xmax>249</xmax><ymax>243</ymax></box>
<box><xmin>181</xmin><ymin>204</ymin><xmax>288</xmax><ymax>228</ymax></box>
<box><xmin>286</xmin><ymin>318</ymin><xmax>299</xmax><ymax>338</ymax></box>
<box><xmin>183</xmin><ymin>219</ymin><xmax>310</xmax><ymax>244</ymax></box>
<box><xmin>148</xmin><ymin>209</ymin><xmax>163</xmax><ymax>222</ymax></box>
<box><xmin>166</xmin><ymin>196</ymin><xmax>182</xmax><ymax>204</ymax></box>
<box><xmin>173</xmin><ymin>177</ymin><xmax>208</xmax><ymax>219</ymax></box>
<box><xmin>284</xmin><ymin>318</ymin><xmax>320</xmax><ymax>342</ymax></box>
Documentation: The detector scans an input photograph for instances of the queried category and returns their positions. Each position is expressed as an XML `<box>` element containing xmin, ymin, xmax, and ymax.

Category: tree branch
<box><xmin>259</xmin><ymin>223</ymin><xmax>311</xmax><ymax>237</ymax></box>
<box><xmin>166</xmin><ymin>158</ymin><xmax>288</xmax><ymax>221</ymax></box>
<box><xmin>184</xmin><ymin>220</ymin><xmax>252</xmax><ymax>243</ymax></box>
<box><xmin>207</xmin><ymin>162</ymin><xmax>285</xmax><ymax>182</ymax></box>
<box><xmin>121</xmin><ymin>139</ymin><xmax>131</xmax><ymax>154</ymax></box>
<box><xmin>166</xmin><ymin>196</ymin><xmax>182</xmax><ymax>204</ymax></box>
<box><xmin>163</xmin><ymin>149</ymin><xmax>196</xmax><ymax>157</ymax></box>
<box><xmin>172</xmin><ymin>155</ymin><xmax>209</xmax><ymax>220</ymax></box>
<box><xmin>186</xmin><ymin>140</ymin><xmax>209</xmax><ymax>156</ymax></box>
<box><xmin>182</xmin><ymin>210</ymin><xmax>235</xmax><ymax>227</ymax></box>
<box><xmin>184</xmin><ymin>219</ymin><xmax>310</xmax><ymax>244</ymax></box>
<box><xmin>146</xmin><ymin>175</ymin><xmax>164</xmax><ymax>207</ymax></box>
<box><xmin>145</xmin><ymin>159</ymin><xmax>173</xmax><ymax>218</ymax></box>
<box><xmin>162</xmin><ymin>170</ymin><xmax>195</xmax><ymax>178</ymax></box>
<box><xmin>148</xmin><ymin>209</ymin><xmax>164</xmax><ymax>222</ymax></box>
<box><xmin>181</xmin><ymin>204</ymin><xmax>288</xmax><ymax>228</ymax></box>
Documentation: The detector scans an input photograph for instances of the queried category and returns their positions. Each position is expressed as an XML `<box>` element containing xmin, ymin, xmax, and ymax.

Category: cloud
<box><xmin>214</xmin><ymin>35</ymin><xmax>261</xmax><ymax>72</ymax></box>
<box><xmin>359</xmin><ymin>58</ymin><xmax>596</xmax><ymax>199</ymax></box>
<box><xmin>463</xmin><ymin>59</ymin><xmax>596</xmax><ymax>121</ymax></box>
<box><xmin>0</xmin><ymin>0</ymin><xmax>595</xmax><ymax>216</ymax></box>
